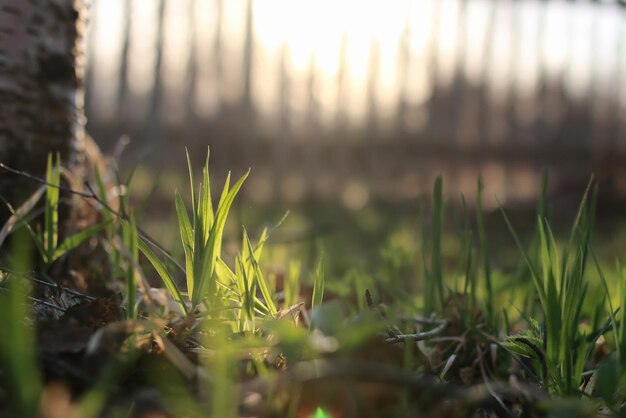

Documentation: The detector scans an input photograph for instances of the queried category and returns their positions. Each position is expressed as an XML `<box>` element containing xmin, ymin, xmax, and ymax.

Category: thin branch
<box><xmin>0</xmin><ymin>287</ymin><xmax>66</xmax><ymax>313</ymax></box>
<box><xmin>385</xmin><ymin>319</ymin><xmax>448</xmax><ymax>343</ymax></box>
<box><xmin>0</xmin><ymin>163</ymin><xmax>92</xmax><ymax>198</ymax></box>
<box><xmin>0</xmin><ymin>162</ymin><xmax>185</xmax><ymax>275</ymax></box>
<box><xmin>476</xmin><ymin>341</ymin><xmax>511</xmax><ymax>415</ymax></box>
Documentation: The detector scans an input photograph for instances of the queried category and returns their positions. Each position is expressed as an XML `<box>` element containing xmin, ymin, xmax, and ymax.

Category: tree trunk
<box><xmin>0</xmin><ymin>0</ymin><xmax>87</xmax><ymax>222</ymax></box>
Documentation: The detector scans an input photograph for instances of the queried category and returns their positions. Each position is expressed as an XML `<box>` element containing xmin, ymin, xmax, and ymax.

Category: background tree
<box><xmin>0</xmin><ymin>0</ymin><xmax>87</xmax><ymax>221</ymax></box>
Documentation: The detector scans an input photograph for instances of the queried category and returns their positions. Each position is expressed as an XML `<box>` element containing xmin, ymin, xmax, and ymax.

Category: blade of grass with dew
<box><xmin>138</xmin><ymin>238</ymin><xmax>188</xmax><ymax>315</ymax></box>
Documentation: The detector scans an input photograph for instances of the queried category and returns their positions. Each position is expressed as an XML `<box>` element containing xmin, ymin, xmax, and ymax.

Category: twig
<box><xmin>0</xmin><ymin>162</ymin><xmax>186</xmax><ymax>275</ymax></box>
<box><xmin>365</xmin><ymin>289</ymin><xmax>404</xmax><ymax>338</ymax></box>
<box><xmin>0</xmin><ymin>266</ymin><xmax>97</xmax><ymax>301</ymax></box>
<box><xmin>36</xmin><ymin>274</ymin><xmax>97</xmax><ymax>301</ymax></box>
<box><xmin>0</xmin><ymin>185</ymin><xmax>46</xmax><ymax>248</ymax></box>
<box><xmin>82</xmin><ymin>181</ymin><xmax>185</xmax><ymax>273</ymax></box>
<box><xmin>0</xmin><ymin>163</ymin><xmax>93</xmax><ymax>198</ymax></box>
<box><xmin>385</xmin><ymin>319</ymin><xmax>448</xmax><ymax>343</ymax></box>
<box><xmin>0</xmin><ymin>287</ymin><xmax>66</xmax><ymax>313</ymax></box>
<box><xmin>476</xmin><ymin>341</ymin><xmax>511</xmax><ymax>415</ymax></box>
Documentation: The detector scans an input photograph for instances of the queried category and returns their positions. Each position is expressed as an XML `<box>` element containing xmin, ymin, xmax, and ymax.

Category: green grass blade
<box><xmin>175</xmin><ymin>190</ymin><xmax>195</xmax><ymax>295</ymax></box>
<box><xmin>418</xmin><ymin>199</ymin><xmax>432</xmax><ymax>315</ymax></box>
<box><xmin>243</xmin><ymin>229</ymin><xmax>277</xmax><ymax>315</ymax></box>
<box><xmin>617</xmin><ymin>259</ymin><xmax>626</xmax><ymax>360</ymax></box>
<box><xmin>476</xmin><ymin>176</ymin><xmax>493</xmax><ymax>325</ymax></box>
<box><xmin>567</xmin><ymin>176</ymin><xmax>594</xmax><ymax>248</ymax></box>
<box><xmin>94</xmin><ymin>167</ymin><xmax>114</xmax><ymax>236</ymax></box>
<box><xmin>537</xmin><ymin>169</ymin><xmax>549</xmax><ymax>221</ymax></box>
<box><xmin>138</xmin><ymin>238</ymin><xmax>188</xmax><ymax>315</ymax></box>
<box><xmin>193</xmin><ymin>169</ymin><xmax>249</xmax><ymax>307</ymax></box>
<box><xmin>242</xmin><ymin>227</ymin><xmax>268</xmax><ymax>280</ymax></box>
<box><xmin>431</xmin><ymin>176</ymin><xmax>444</xmax><ymax>312</ymax></box>
<box><xmin>122</xmin><ymin>215</ymin><xmax>138</xmax><ymax>320</ymax></box>
<box><xmin>199</xmin><ymin>150</ymin><xmax>214</xmax><ymax>244</ymax></box>
<box><xmin>237</xmin><ymin>257</ymin><xmax>252</xmax><ymax>326</ymax></box>
<box><xmin>246</xmin><ymin>227</ymin><xmax>268</xmax><ymax>279</ymax></box>
<box><xmin>51</xmin><ymin>221</ymin><xmax>110</xmax><ymax>263</ymax></box>
<box><xmin>0</xmin><ymin>230</ymin><xmax>42</xmax><ymax>417</ymax></box>
<box><xmin>216</xmin><ymin>257</ymin><xmax>240</xmax><ymax>289</ymax></box>
<box><xmin>44</xmin><ymin>153</ymin><xmax>60</xmax><ymax>258</ymax></box>
<box><xmin>285</xmin><ymin>260</ymin><xmax>301</xmax><ymax>308</ymax></box>
<box><xmin>537</xmin><ymin>217</ymin><xmax>552</xmax><ymax>297</ymax></box>
<box><xmin>500</xmin><ymin>206</ymin><xmax>548</xmax><ymax>315</ymax></box>
<box><xmin>185</xmin><ymin>147</ymin><xmax>196</xmax><ymax>212</ymax></box>
<box><xmin>311</xmin><ymin>256</ymin><xmax>325</xmax><ymax>309</ymax></box>
<box><xmin>0</xmin><ymin>185</ymin><xmax>45</xmax><ymax>249</ymax></box>
<box><xmin>543</xmin><ymin>221</ymin><xmax>561</xmax><ymax>292</ymax></box>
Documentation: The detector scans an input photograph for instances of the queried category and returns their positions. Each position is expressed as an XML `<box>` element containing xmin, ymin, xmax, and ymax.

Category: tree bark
<box><xmin>0</xmin><ymin>0</ymin><xmax>87</xmax><ymax>221</ymax></box>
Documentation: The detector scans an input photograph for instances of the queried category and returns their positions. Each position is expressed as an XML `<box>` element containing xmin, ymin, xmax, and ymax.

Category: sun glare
<box><xmin>87</xmin><ymin>0</ymin><xmax>626</xmax><ymax>127</ymax></box>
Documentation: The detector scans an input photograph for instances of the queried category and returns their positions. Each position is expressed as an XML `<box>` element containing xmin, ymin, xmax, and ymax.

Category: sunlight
<box><xmin>162</xmin><ymin>0</ymin><xmax>193</xmax><ymax>122</ymax></box>
<box><xmin>127</xmin><ymin>0</ymin><xmax>159</xmax><ymax>99</ymax></box>
<box><xmin>253</xmin><ymin>0</ymin><xmax>410</xmax><ymax>125</ymax></box>
<box><xmin>90</xmin><ymin>0</ymin><xmax>124</xmax><ymax>119</ymax></box>
<box><xmin>86</xmin><ymin>0</ymin><xmax>625</xmax><ymax>130</ymax></box>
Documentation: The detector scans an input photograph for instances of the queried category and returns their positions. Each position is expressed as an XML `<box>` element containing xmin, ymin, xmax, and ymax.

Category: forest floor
<box><xmin>1</xmin><ymin>146</ymin><xmax>625</xmax><ymax>418</ymax></box>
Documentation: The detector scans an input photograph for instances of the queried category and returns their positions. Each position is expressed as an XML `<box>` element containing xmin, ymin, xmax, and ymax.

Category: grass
<box><xmin>0</xmin><ymin>230</ymin><xmax>41</xmax><ymax>418</ymax></box>
<box><xmin>140</xmin><ymin>148</ymin><xmax>250</xmax><ymax>314</ymax></box>
<box><xmin>501</xmin><ymin>178</ymin><xmax>599</xmax><ymax>395</ymax></box>
<box><xmin>19</xmin><ymin>154</ymin><xmax>108</xmax><ymax>271</ymax></box>
<box><xmin>2</xmin><ymin>149</ymin><xmax>626</xmax><ymax>417</ymax></box>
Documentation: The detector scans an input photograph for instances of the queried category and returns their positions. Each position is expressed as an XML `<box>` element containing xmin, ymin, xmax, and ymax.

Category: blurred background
<box><xmin>85</xmin><ymin>0</ymin><xmax>626</xmax><ymax>208</ymax></box>
<box><xmin>83</xmin><ymin>0</ymin><xmax>626</xmax><ymax>272</ymax></box>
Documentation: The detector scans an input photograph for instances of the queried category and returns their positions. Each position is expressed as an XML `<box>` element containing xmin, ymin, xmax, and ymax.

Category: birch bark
<box><xmin>0</xmin><ymin>0</ymin><xmax>87</xmax><ymax>219</ymax></box>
